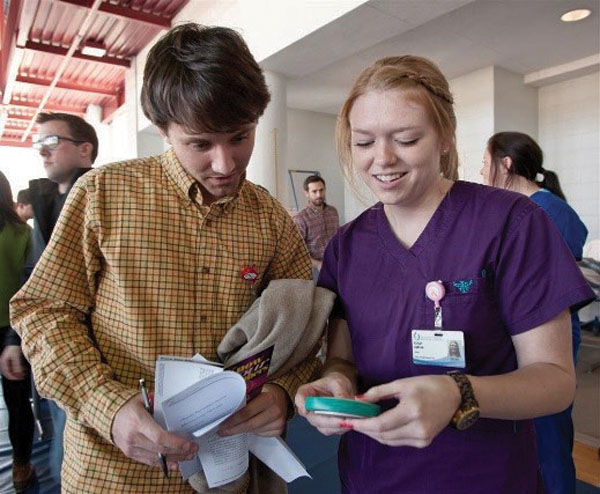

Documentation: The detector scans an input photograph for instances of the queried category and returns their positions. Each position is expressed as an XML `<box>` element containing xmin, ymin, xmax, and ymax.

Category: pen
<box><xmin>139</xmin><ymin>378</ymin><xmax>169</xmax><ymax>478</ymax></box>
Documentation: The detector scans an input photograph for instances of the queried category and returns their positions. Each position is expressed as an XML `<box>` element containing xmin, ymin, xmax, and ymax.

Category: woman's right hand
<box><xmin>295</xmin><ymin>371</ymin><xmax>356</xmax><ymax>436</ymax></box>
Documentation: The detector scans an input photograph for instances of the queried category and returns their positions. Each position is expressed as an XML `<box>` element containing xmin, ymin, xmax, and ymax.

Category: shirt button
<box><xmin>202</xmin><ymin>266</ymin><xmax>210</xmax><ymax>274</ymax></box>
<box><xmin>200</xmin><ymin>315</ymin><xmax>207</xmax><ymax>322</ymax></box>
<box><xmin>205</xmin><ymin>219</ymin><xmax>212</xmax><ymax>227</ymax></box>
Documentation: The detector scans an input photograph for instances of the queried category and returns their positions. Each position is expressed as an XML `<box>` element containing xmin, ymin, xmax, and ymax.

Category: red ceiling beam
<box><xmin>20</xmin><ymin>0</ymin><xmax>105</xmax><ymax>141</ymax></box>
<box><xmin>0</xmin><ymin>0</ymin><xmax>22</xmax><ymax>96</ymax></box>
<box><xmin>4</xmin><ymin>122</ymin><xmax>29</xmax><ymax>130</ymax></box>
<box><xmin>23</xmin><ymin>41</ymin><xmax>131</xmax><ymax>68</ymax></box>
<box><xmin>57</xmin><ymin>0</ymin><xmax>171</xmax><ymax>29</ymax></box>
<box><xmin>6</xmin><ymin>113</ymin><xmax>33</xmax><ymax>121</ymax></box>
<box><xmin>16</xmin><ymin>75</ymin><xmax>118</xmax><ymax>97</ymax></box>
<box><xmin>0</xmin><ymin>137</ymin><xmax>33</xmax><ymax>148</ymax></box>
<box><xmin>7</xmin><ymin>99</ymin><xmax>86</xmax><ymax>114</ymax></box>
<box><xmin>101</xmin><ymin>81</ymin><xmax>125</xmax><ymax>123</ymax></box>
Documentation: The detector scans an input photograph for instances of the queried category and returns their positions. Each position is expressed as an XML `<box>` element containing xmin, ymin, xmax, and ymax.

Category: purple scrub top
<box><xmin>318</xmin><ymin>181</ymin><xmax>594</xmax><ymax>494</ymax></box>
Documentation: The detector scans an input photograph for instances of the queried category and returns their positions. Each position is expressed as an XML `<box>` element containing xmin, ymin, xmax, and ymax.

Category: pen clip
<box><xmin>139</xmin><ymin>378</ymin><xmax>169</xmax><ymax>478</ymax></box>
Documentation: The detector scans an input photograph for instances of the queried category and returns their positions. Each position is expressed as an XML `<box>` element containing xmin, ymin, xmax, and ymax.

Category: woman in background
<box><xmin>482</xmin><ymin>131</ymin><xmax>588</xmax><ymax>494</ymax></box>
<box><xmin>295</xmin><ymin>55</ymin><xmax>594</xmax><ymax>493</ymax></box>
<box><xmin>0</xmin><ymin>170</ymin><xmax>35</xmax><ymax>492</ymax></box>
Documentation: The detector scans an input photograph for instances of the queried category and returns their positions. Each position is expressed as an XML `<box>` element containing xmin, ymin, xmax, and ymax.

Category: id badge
<box><xmin>411</xmin><ymin>329</ymin><xmax>466</xmax><ymax>368</ymax></box>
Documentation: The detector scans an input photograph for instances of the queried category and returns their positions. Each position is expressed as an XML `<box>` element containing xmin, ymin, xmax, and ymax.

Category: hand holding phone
<box><xmin>305</xmin><ymin>396</ymin><xmax>381</xmax><ymax>418</ymax></box>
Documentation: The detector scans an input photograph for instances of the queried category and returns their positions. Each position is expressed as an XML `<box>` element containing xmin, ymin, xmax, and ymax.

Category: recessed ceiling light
<box><xmin>81</xmin><ymin>40</ymin><xmax>107</xmax><ymax>57</ymax></box>
<box><xmin>560</xmin><ymin>8</ymin><xmax>591</xmax><ymax>22</ymax></box>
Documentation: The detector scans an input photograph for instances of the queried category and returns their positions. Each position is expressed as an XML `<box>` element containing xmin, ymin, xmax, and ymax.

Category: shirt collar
<box><xmin>162</xmin><ymin>148</ymin><xmax>195</xmax><ymax>203</ymax></box>
<box><xmin>161</xmin><ymin>147</ymin><xmax>246</xmax><ymax>210</ymax></box>
<box><xmin>308</xmin><ymin>202</ymin><xmax>327</xmax><ymax>213</ymax></box>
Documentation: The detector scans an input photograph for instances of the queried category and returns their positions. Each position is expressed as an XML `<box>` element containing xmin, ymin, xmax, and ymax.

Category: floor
<box><xmin>0</xmin><ymin>397</ymin><xmax>59</xmax><ymax>494</ymax></box>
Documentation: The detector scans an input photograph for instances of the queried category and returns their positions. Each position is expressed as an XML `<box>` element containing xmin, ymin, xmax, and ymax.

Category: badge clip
<box><xmin>425</xmin><ymin>280</ymin><xmax>445</xmax><ymax>328</ymax></box>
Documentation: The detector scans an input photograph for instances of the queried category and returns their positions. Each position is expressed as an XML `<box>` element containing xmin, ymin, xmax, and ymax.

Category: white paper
<box><xmin>154</xmin><ymin>356</ymin><xmax>223</xmax><ymax>427</ymax></box>
<box><xmin>248</xmin><ymin>435</ymin><xmax>311</xmax><ymax>482</ymax></box>
<box><xmin>162</xmin><ymin>372</ymin><xmax>246</xmax><ymax>436</ymax></box>
<box><xmin>198</xmin><ymin>431</ymin><xmax>249</xmax><ymax>487</ymax></box>
<box><xmin>154</xmin><ymin>355</ymin><xmax>311</xmax><ymax>488</ymax></box>
<box><xmin>154</xmin><ymin>356</ymin><xmax>223</xmax><ymax>478</ymax></box>
<box><xmin>162</xmin><ymin>371</ymin><xmax>248</xmax><ymax>487</ymax></box>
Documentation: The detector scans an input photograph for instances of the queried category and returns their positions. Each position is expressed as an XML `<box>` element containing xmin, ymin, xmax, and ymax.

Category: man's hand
<box><xmin>0</xmin><ymin>345</ymin><xmax>26</xmax><ymax>380</ymax></box>
<box><xmin>295</xmin><ymin>371</ymin><xmax>356</xmax><ymax>436</ymax></box>
<box><xmin>112</xmin><ymin>395</ymin><xmax>198</xmax><ymax>470</ymax></box>
<box><xmin>218</xmin><ymin>383</ymin><xmax>289</xmax><ymax>437</ymax></box>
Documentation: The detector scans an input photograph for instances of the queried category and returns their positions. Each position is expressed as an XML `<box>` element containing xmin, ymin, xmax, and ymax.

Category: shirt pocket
<box><xmin>439</xmin><ymin>275</ymin><xmax>511</xmax><ymax>372</ymax></box>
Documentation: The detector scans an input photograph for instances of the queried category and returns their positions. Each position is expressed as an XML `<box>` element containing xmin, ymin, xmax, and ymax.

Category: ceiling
<box><xmin>1</xmin><ymin>0</ymin><xmax>597</xmax><ymax>147</ymax></box>
<box><xmin>261</xmin><ymin>0</ymin><xmax>600</xmax><ymax>115</ymax></box>
<box><xmin>0</xmin><ymin>0</ymin><xmax>188</xmax><ymax>147</ymax></box>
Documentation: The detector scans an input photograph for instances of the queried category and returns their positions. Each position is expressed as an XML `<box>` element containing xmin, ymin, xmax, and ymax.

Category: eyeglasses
<box><xmin>32</xmin><ymin>134</ymin><xmax>85</xmax><ymax>151</ymax></box>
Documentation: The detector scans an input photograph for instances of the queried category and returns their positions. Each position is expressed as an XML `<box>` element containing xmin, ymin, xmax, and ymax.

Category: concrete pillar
<box><xmin>247</xmin><ymin>70</ymin><xmax>287</xmax><ymax>199</ymax></box>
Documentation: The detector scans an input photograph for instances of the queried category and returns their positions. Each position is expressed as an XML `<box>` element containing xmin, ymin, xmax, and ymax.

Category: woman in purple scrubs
<box><xmin>482</xmin><ymin>131</ymin><xmax>588</xmax><ymax>494</ymax></box>
<box><xmin>295</xmin><ymin>56</ymin><xmax>594</xmax><ymax>493</ymax></box>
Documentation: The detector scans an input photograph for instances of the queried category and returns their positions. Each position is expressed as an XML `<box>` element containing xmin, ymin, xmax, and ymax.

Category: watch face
<box><xmin>456</xmin><ymin>408</ymin><xmax>480</xmax><ymax>430</ymax></box>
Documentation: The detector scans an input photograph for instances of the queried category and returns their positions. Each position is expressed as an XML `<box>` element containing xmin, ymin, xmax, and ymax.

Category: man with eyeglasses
<box><xmin>26</xmin><ymin>112</ymin><xmax>98</xmax><ymax>485</ymax></box>
<box><xmin>29</xmin><ymin>113</ymin><xmax>97</xmax><ymax>265</ymax></box>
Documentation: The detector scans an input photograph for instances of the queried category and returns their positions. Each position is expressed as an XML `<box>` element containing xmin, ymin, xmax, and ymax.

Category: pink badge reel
<box><xmin>425</xmin><ymin>280</ymin><xmax>445</xmax><ymax>308</ymax></box>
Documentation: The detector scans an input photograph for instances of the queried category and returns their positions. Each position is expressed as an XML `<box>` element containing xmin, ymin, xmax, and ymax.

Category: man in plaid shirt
<box><xmin>293</xmin><ymin>175</ymin><xmax>340</xmax><ymax>276</ymax></box>
<box><xmin>11</xmin><ymin>23</ymin><xmax>316</xmax><ymax>493</ymax></box>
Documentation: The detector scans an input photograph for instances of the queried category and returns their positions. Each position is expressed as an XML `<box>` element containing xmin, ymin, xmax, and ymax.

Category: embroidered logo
<box><xmin>453</xmin><ymin>280</ymin><xmax>474</xmax><ymax>294</ymax></box>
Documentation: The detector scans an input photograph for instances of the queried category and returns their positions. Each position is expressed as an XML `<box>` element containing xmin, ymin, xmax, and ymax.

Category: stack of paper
<box><xmin>153</xmin><ymin>353</ymin><xmax>310</xmax><ymax>488</ymax></box>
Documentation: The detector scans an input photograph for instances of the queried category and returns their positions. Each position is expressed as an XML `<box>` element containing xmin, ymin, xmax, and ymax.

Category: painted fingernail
<box><xmin>339</xmin><ymin>422</ymin><xmax>353</xmax><ymax>429</ymax></box>
<box><xmin>355</xmin><ymin>394</ymin><xmax>365</xmax><ymax>400</ymax></box>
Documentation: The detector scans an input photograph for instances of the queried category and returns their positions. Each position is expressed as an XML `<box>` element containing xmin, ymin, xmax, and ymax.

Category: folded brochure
<box><xmin>153</xmin><ymin>346</ymin><xmax>310</xmax><ymax>488</ymax></box>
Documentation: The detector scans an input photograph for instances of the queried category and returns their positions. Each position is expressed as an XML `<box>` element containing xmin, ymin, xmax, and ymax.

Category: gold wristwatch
<box><xmin>447</xmin><ymin>371</ymin><xmax>480</xmax><ymax>430</ymax></box>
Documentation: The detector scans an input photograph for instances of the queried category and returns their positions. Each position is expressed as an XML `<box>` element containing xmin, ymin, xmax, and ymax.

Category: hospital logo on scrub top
<box><xmin>453</xmin><ymin>280</ymin><xmax>474</xmax><ymax>294</ymax></box>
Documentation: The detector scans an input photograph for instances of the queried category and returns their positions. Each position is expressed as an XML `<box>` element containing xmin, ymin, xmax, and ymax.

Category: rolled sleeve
<box><xmin>10</xmin><ymin>182</ymin><xmax>134</xmax><ymax>444</ymax></box>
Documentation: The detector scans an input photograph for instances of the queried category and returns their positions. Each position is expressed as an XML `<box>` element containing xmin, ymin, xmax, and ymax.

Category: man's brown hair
<box><xmin>303</xmin><ymin>175</ymin><xmax>325</xmax><ymax>191</ymax></box>
<box><xmin>141</xmin><ymin>23</ymin><xmax>271</xmax><ymax>134</ymax></box>
<box><xmin>36</xmin><ymin>112</ymin><xmax>99</xmax><ymax>163</ymax></box>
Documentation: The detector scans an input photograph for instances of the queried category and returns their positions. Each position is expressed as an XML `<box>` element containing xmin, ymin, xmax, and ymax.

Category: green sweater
<box><xmin>0</xmin><ymin>222</ymin><xmax>31</xmax><ymax>327</ymax></box>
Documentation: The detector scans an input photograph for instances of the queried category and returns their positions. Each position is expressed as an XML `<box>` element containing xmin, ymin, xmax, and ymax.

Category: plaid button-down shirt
<box><xmin>293</xmin><ymin>204</ymin><xmax>339</xmax><ymax>261</ymax></box>
<box><xmin>11</xmin><ymin>148</ymin><xmax>316</xmax><ymax>493</ymax></box>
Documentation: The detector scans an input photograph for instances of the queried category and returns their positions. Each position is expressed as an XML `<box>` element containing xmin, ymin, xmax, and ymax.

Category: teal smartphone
<box><xmin>305</xmin><ymin>396</ymin><xmax>381</xmax><ymax>418</ymax></box>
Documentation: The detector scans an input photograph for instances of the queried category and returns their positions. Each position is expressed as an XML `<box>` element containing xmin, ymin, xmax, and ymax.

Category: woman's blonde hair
<box><xmin>336</xmin><ymin>55</ymin><xmax>458</xmax><ymax>186</ymax></box>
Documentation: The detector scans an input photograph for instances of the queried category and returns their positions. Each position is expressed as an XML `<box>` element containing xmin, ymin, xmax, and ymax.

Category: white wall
<box><xmin>286</xmin><ymin>108</ymin><xmax>345</xmax><ymax>220</ymax></box>
<box><xmin>343</xmin><ymin>174</ymin><xmax>378</xmax><ymax>223</ymax></box>
<box><xmin>538</xmin><ymin>71</ymin><xmax>600</xmax><ymax>241</ymax></box>
<box><xmin>0</xmin><ymin>147</ymin><xmax>44</xmax><ymax>195</ymax></box>
<box><xmin>451</xmin><ymin>66</ymin><xmax>495</xmax><ymax>183</ymax></box>
<box><xmin>137</xmin><ymin>127</ymin><xmax>167</xmax><ymax>159</ymax></box>
<box><xmin>494</xmin><ymin>67</ymin><xmax>538</xmax><ymax>139</ymax></box>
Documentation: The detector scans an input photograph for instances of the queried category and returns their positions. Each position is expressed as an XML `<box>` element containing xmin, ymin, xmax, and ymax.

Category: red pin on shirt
<box><xmin>241</xmin><ymin>266</ymin><xmax>258</xmax><ymax>283</ymax></box>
